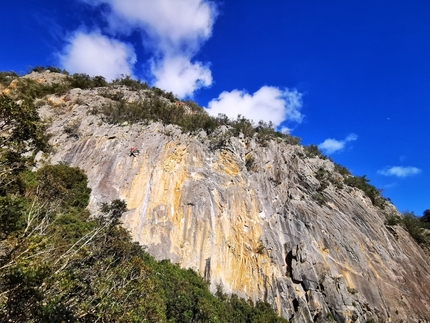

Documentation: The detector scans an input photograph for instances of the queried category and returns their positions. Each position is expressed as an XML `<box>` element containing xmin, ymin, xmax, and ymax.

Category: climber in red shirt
<box><xmin>130</xmin><ymin>147</ymin><xmax>137</xmax><ymax>157</ymax></box>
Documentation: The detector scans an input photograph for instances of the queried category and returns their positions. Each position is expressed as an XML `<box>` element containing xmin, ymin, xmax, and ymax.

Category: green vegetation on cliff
<box><xmin>386</xmin><ymin>210</ymin><xmax>430</xmax><ymax>251</ymax></box>
<box><xmin>0</xmin><ymin>69</ymin><xmax>398</xmax><ymax>210</ymax></box>
<box><xmin>1</xmin><ymin>69</ymin><xmax>302</xmax><ymax>147</ymax></box>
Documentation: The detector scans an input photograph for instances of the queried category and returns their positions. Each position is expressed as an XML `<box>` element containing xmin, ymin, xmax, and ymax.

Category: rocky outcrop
<box><xmin>36</xmin><ymin>81</ymin><xmax>430</xmax><ymax>323</ymax></box>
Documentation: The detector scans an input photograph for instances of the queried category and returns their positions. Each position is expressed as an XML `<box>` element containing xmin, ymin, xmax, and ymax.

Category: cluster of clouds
<box><xmin>318</xmin><ymin>134</ymin><xmax>422</xmax><ymax>179</ymax></box>
<box><xmin>56</xmin><ymin>1</ymin><xmax>425</xmax><ymax>183</ymax></box>
<box><xmin>53</xmin><ymin>1</ymin><xmax>425</xmax><ymax>211</ymax></box>
<box><xmin>60</xmin><ymin>0</ymin><xmax>217</xmax><ymax>98</ymax></box>
<box><xmin>58</xmin><ymin>0</ymin><xmax>304</xmax><ymax>129</ymax></box>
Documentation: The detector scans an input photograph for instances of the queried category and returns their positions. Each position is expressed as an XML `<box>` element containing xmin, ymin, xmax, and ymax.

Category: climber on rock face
<box><xmin>130</xmin><ymin>147</ymin><xmax>137</xmax><ymax>157</ymax></box>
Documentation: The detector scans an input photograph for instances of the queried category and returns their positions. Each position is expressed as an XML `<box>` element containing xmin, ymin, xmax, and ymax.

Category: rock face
<box><xmin>37</xmin><ymin>82</ymin><xmax>430</xmax><ymax>323</ymax></box>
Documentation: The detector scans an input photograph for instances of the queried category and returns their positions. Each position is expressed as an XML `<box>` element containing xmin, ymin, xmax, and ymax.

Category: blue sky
<box><xmin>1</xmin><ymin>0</ymin><xmax>429</xmax><ymax>215</ymax></box>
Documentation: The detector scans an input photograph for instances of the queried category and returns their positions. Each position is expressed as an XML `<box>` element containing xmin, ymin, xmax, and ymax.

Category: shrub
<box><xmin>35</xmin><ymin>164</ymin><xmax>91</xmax><ymax>208</ymax></box>
<box><xmin>63</xmin><ymin>119</ymin><xmax>81</xmax><ymax>139</ymax></box>
<box><xmin>179</xmin><ymin>112</ymin><xmax>217</xmax><ymax>134</ymax></box>
<box><xmin>231</xmin><ymin>115</ymin><xmax>256</xmax><ymax>138</ymax></box>
<box><xmin>13</xmin><ymin>78</ymin><xmax>51</xmax><ymax>100</ymax></box>
<box><xmin>245</xmin><ymin>153</ymin><xmax>255</xmax><ymax>172</ymax></box>
<box><xmin>29</xmin><ymin>65</ymin><xmax>47</xmax><ymax>73</ymax></box>
<box><xmin>12</xmin><ymin>78</ymin><xmax>70</xmax><ymax>100</ymax></box>
<box><xmin>421</xmin><ymin>209</ymin><xmax>430</xmax><ymax>226</ymax></box>
<box><xmin>402</xmin><ymin>212</ymin><xmax>429</xmax><ymax>246</ymax></box>
<box><xmin>384</xmin><ymin>211</ymin><xmax>430</xmax><ymax>251</ymax></box>
<box><xmin>208</xmin><ymin>131</ymin><xmax>231</xmax><ymax>151</ymax></box>
<box><xmin>98</xmin><ymin>89</ymin><xmax>124</xmax><ymax>101</ymax></box>
<box><xmin>334</xmin><ymin>163</ymin><xmax>351</xmax><ymax>176</ymax></box>
<box><xmin>304</xmin><ymin>144</ymin><xmax>326</xmax><ymax>159</ymax></box>
<box><xmin>29</xmin><ymin>65</ymin><xmax>66</xmax><ymax>74</ymax></box>
<box><xmin>0</xmin><ymin>196</ymin><xmax>27</xmax><ymax>239</ymax></box>
<box><xmin>111</xmin><ymin>74</ymin><xmax>149</xmax><ymax>91</ymax></box>
<box><xmin>182</xmin><ymin>99</ymin><xmax>203</xmax><ymax>113</ymax></box>
<box><xmin>385</xmin><ymin>215</ymin><xmax>402</xmax><ymax>226</ymax></box>
<box><xmin>284</xmin><ymin>134</ymin><xmax>301</xmax><ymax>145</ymax></box>
<box><xmin>347</xmin><ymin>287</ymin><xmax>357</xmax><ymax>294</ymax></box>
<box><xmin>67</xmin><ymin>73</ymin><xmax>107</xmax><ymax>89</ymax></box>
<box><xmin>0</xmin><ymin>71</ymin><xmax>18</xmax><ymax>86</ymax></box>
<box><xmin>344</xmin><ymin>175</ymin><xmax>385</xmax><ymax>208</ymax></box>
<box><xmin>313</xmin><ymin>192</ymin><xmax>327</xmax><ymax>206</ymax></box>
<box><xmin>100</xmin><ymin>199</ymin><xmax>127</xmax><ymax>226</ymax></box>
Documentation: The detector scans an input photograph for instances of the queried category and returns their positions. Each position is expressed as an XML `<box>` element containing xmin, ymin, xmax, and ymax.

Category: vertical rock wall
<box><xmin>43</xmin><ymin>98</ymin><xmax>430</xmax><ymax>323</ymax></box>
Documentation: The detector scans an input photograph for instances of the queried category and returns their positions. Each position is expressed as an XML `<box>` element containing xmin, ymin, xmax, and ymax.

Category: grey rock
<box><xmin>31</xmin><ymin>77</ymin><xmax>430</xmax><ymax>323</ymax></box>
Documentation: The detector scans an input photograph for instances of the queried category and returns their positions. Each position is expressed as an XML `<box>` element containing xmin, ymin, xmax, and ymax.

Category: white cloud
<box><xmin>345</xmin><ymin>133</ymin><xmax>358</xmax><ymax>141</ymax></box>
<box><xmin>318</xmin><ymin>139</ymin><xmax>344</xmax><ymax>154</ymax></box>
<box><xmin>378</xmin><ymin>166</ymin><xmax>422</xmax><ymax>178</ymax></box>
<box><xmin>77</xmin><ymin>0</ymin><xmax>218</xmax><ymax>97</ymax></box>
<box><xmin>279</xmin><ymin>126</ymin><xmax>292</xmax><ymax>134</ymax></box>
<box><xmin>95</xmin><ymin>0</ymin><xmax>217</xmax><ymax>54</ymax></box>
<box><xmin>59</xmin><ymin>31</ymin><xmax>136</xmax><ymax>81</ymax></box>
<box><xmin>205</xmin><ymin>87</ymin><xmax>303</xmax><ymax>127</ymax></box>
<box><xmin>151</xmin><ymin>56</ymin><xmax>212</xmax><ymax>98</ymax></box>
<box><xmin>318</xmin><ymin>133</ymin><xmax>357</xmax><ymax>154</ymax></box>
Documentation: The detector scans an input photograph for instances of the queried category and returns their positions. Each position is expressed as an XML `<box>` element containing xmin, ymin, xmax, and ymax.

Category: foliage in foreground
<box><xmin>0</xmin><ymin>166</ymin><xmax>287</xmax><ymax>322</ymax></box>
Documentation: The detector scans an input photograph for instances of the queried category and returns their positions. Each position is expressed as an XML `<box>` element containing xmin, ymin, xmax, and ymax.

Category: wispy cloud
<box><xmin>61</xmin><ymin>0</ymin><xmax>218</xmax><ymax>98</ymax></box>
<box><xmin>378</xmin><ymin>166</ymin><xmax>422</xmax><ymax>178</ymax></box>
<box><xmin>59</xmin><ymin>31</ymin><xmax>136</xmax><ymax>81</ymax></box>
<box><xmin>205</xmin><ymin>87</ymin><xmax>303</xmax><ymax>127</ymax></box>
<box><xmin>318</xmin><ymin>133</ymin><xmax>357</xmax><ymax>154</ymax></box>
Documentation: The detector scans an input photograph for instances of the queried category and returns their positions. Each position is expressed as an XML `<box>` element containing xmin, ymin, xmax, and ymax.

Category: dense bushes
<box><xmin>111</xmin><ymin>74</ymin><xmax>149</xmax><ymax>91</ymax></box>
<box><xmin>35</xmin><ymin>164</ymin><xmax>91</xmax><ymax>208</ymax></box>
<box><xmin>12</xmin><ymin>78</ymin><xmax>70</xmax><ymax>101</ymax></box>
<box><xmin>334</xmin><ymin>163</ymin><xmax>351</xmax><ymax>176</ymax></box>
<box><xmin>386</xmin><ymin>211</ymin><xmax>430</xmax><ymax>250</ymax></box>
<box><xmin>0</xmin><ymin>165</ymin><xmax>287</xmax><ymax>322</ymax></box>
<box><xmin>421</xmin><ymin>209</ymin><xmax>430</xmax><ymax>224</ymax></box>
<box><xmin>343</xmin><ymin>175</ymin><xmax>386</xmax><ymax>208</ymax></box>
<box><xmin>68</xmin><ymin>73</ymin><xmax>108</xmax><ymax>89</ymax></box>
<box><xmin>94</xmin><ymin>92</ymin><xmax>301</xmax><ymax>146</ymax></box>
<box><xmin>6</xmin><ymin>71</ymin><xmax>108</xmax><ymax>101</ymax></box>
<box><xmin>4</xmin><ymin>69</ymin><xmax>301</xmax><ymax>147</ymax></box>
<box><xmin>303</xmin><ymin>144</ymin><xmax>326</xmax><ymax>159</ymax></box>
<box><xmin>30</xmin><ymin>65</ymin><xmax>67</xmax><ymax>74</ymax></box>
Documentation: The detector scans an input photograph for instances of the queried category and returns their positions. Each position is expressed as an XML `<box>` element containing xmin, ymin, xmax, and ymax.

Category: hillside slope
<box><xmin>11</xmin><ymin>72</ymin><xmax>430</xmax><ymax>322</ymax></box>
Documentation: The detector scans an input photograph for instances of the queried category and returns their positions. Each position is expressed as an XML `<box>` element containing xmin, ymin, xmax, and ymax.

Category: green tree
<box><xmin>0</xmin><ymin>95</ymin><xmax>48</xmax><ymax>194</ymax></box>
<box><xmin>421</xmin><ymin>209</ymin><xmax>430</xmax><ymax>226</ymax></box>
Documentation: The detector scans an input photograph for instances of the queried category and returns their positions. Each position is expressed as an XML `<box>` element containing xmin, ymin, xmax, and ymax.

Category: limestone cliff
<box><xmin>21</xmin><ymin>72</ymin><xmax>430</xmax><ymax>322</ymax></box>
